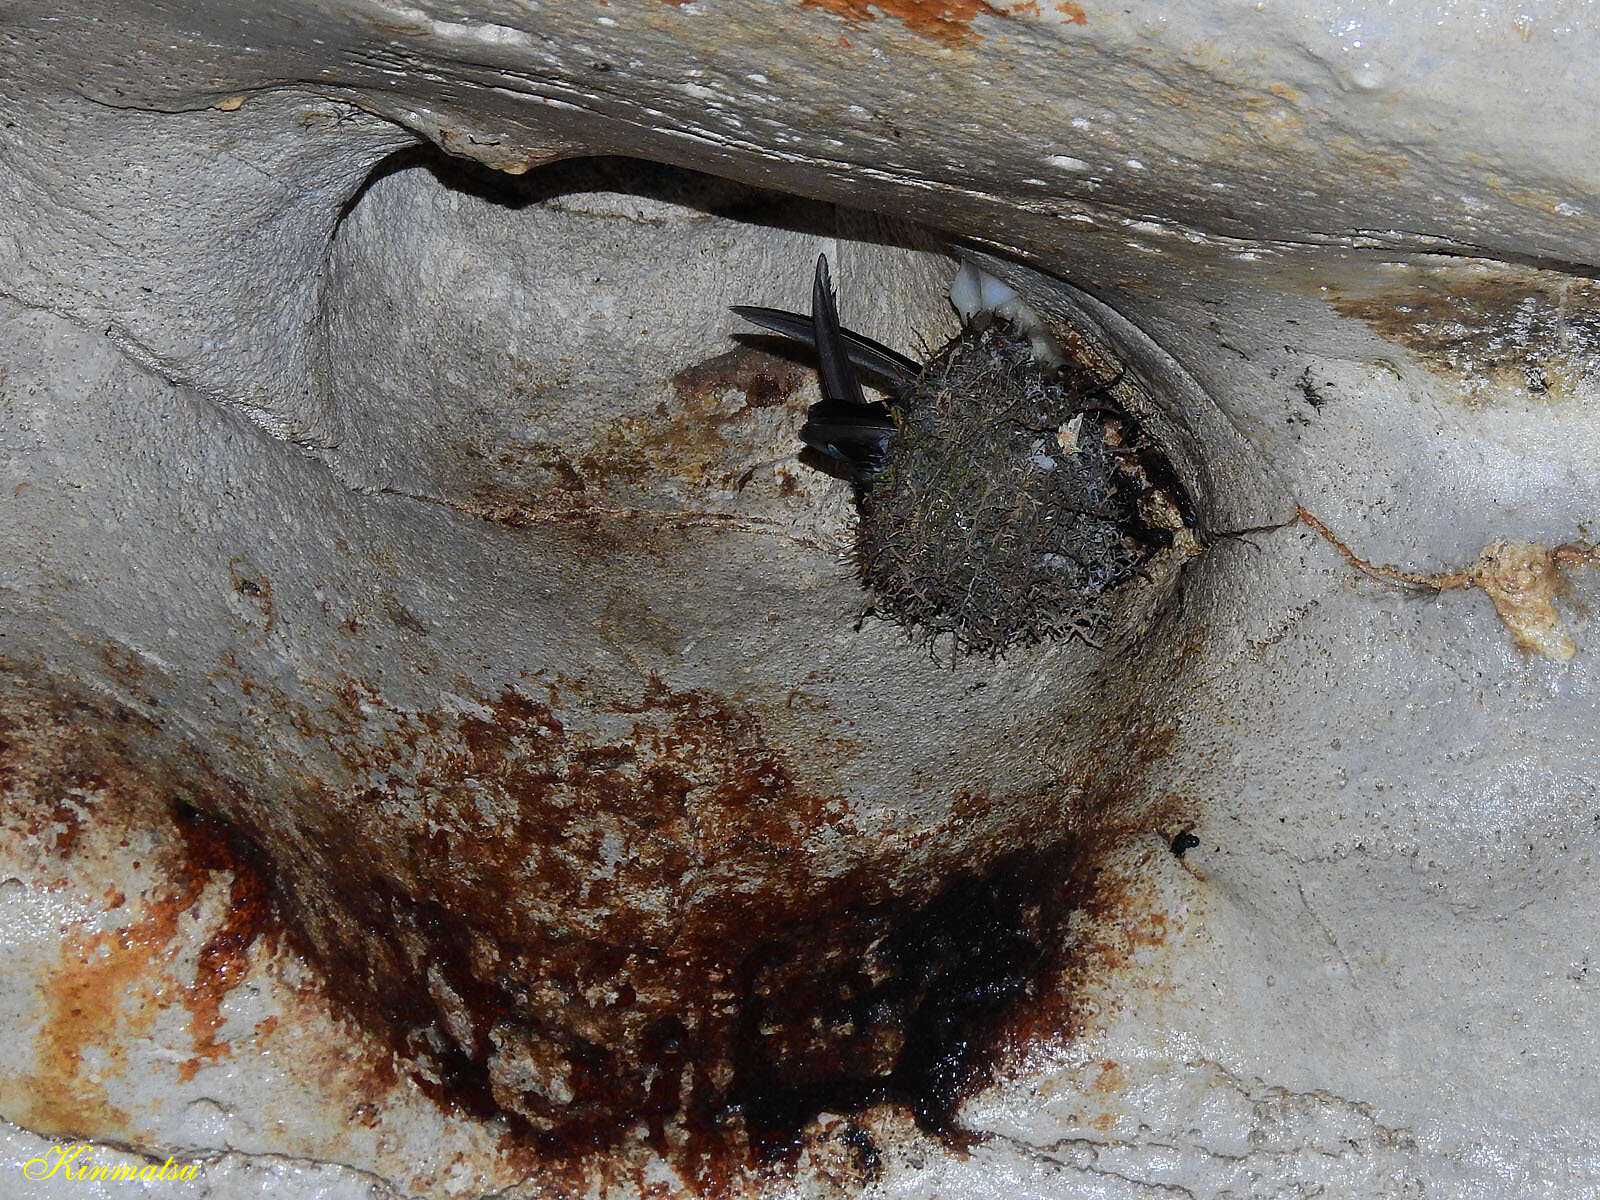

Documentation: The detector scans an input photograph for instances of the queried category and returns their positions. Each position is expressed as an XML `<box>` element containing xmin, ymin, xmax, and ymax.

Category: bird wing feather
<box><xmin>731</xmin><ymin>254</ymin><xmax>919</xmax><ymax>396</ymax></box>
<box><xmin>730</xmin><ymin>305</ymin><xmax>920</xmax><ymax>391</ymax></box>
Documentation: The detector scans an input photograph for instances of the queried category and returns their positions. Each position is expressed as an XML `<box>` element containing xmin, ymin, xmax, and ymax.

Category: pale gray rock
<box><xmin>2</xmin><ymin>2</ymin><xmax>1599</xmax><ymax>1198</ymax></box>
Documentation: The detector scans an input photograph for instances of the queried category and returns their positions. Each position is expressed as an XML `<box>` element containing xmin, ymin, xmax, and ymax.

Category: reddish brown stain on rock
<box><xmin>202</xmin><ymin>665</ymin><xmax>1189</xmax><ymax>1188</ymax></box>
<box><xmin>0</xmin><ymin>678</ymin><xmax>283</xmax><ymax>1129</ymax></box>
<box><xmin>799</xmin><ymin>0</ymin><xmax>1004</xmax><ymax>47</ymax></box>
<box><xmin>460</xmin><ymin>346</ymin><xmax>806</xmax><ymax>523</ymax></box>
<box><xmin>173</xmin><ymin>805</ymin><xmax>279</xmax><ymax>1082</ymax></box>
<box><xmin>983</xmin><ymin>714</ymin><xmax>1191</xmax><ymax>1079</ymax></box>
<box><xmin>1090</xmin><ymin>1059</ymin><xmax>1126</xmax><ymax>1095</ymax></box>
<box><xmin>246</xmin><ymin>675</ymin><xmax>895</xmax><ymax>1164</ymax></box>
<box><xmin>23</xmin><ymin>893</ymin><xmax>181</xmax><ymax>1139</ymax></box>
<box><xmin>188</xmin><ymin>660</ymin><xmax>1110</xmax><ymax>1180</ymax></box>
<box><xmin>49</xmin><ymin>798</ymin><xmax>84</xmax><ymax>856</ymax></box>
<box><xmin>671</xmin><ymin>347</ymin><xmax>806</xmax><ymax>412</ymax></box>
<box><xmin>3</xmin><ymin>637</ymin><xmax>1190</xmax><ymax>1193</ymax></box>
<box><xmin>1331</xmin><ymin>267</ymin><xmax>1600</xmax><ymax>402</ymax></box>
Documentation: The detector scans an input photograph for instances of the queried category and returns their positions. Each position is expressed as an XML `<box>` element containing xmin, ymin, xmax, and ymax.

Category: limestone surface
<box><xmin>3</xmin><ymin>2</ymin><xmax>1600</xmax><ymax>1197</ymax></box>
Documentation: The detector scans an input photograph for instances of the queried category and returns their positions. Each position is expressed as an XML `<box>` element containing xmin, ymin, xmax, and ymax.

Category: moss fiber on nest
<box><xmin>857</xmin><ymin>319</ymin><xmax>1150</xmax><ymax>657</ymax></box>
<box><xmin>732</xmin><ymin>256</ymin><xmax>1180</xmax><ymax>658</ymax></box>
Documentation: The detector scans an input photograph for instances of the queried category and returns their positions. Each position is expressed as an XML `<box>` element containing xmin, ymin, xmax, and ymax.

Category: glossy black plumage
<box><xmin>810</xmin><ymin>255</ymin><xmax>866</xmax><ymax>409</ymax></box>
<box><xmin>800</xmin><ymin>401</ymin><xmax>897</xmax><ymax>481</ymax></box>
<box><xmin>728</xmin><ymin>304</ymin><xmax>919</xmax><ymax>391</ymax></box>
<box><xmin>732</xmin><ymin>254</ymin><xmax>909</xmax><ymax>484</ymax></box>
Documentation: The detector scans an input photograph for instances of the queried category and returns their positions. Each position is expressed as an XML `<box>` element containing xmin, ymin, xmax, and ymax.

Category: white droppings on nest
<box><xmin>949</xmin><ymin>261</ymin><xmax>1065</xmax><ymax>368</ymax></box>
<box><xmin>1058</xmin><ymin>412</ymin><xmax>1085</xmax><ymax>455</ymax></box>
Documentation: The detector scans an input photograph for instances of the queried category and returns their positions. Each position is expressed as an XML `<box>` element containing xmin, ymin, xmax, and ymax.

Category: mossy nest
<box><xmin>733</xmin><ymin>256</ymin><xmax>1185</xmax><ymax>657</ymax></box>
<box><xmin>856</xmin><ymin>320</ymin><xmax>1158</xmax><ymax>656</ymax></box>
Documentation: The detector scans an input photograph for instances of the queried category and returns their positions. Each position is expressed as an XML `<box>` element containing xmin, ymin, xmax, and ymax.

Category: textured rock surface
<box><xmin>3</xmin><ymin>1</ymin><xmax>1600</xmax><ymax>1197</ymax></box>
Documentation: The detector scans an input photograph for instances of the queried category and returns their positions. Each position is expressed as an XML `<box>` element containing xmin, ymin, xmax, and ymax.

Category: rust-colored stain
<box><xmin>1089</xmin><ymin>1059</ymin><xmax>1126</xmax><ymax>1095</ymax></box>
<box><xmin>1298</xmin><ymin>507</ymin><xmax>1598</xmax><ymax>661</ymax></box>
<box><xmin>49</xmin><ymin>799</ymin><xmax>84</xmax><ymax>857</ymax></box>
<box><xmin>799</xmin><ymin>0</ymin><xmax>1005</xmax><ymax>47</ymax></box>
<box><xmin>1</xmin><ymin>622</ymin><xmax>1189</xmax><ymax>1195</ymax></box>
<box><xmin>192</xmin><ymin>650</ymin><xmax>1190</xmax><ymax>1189</ymax></box>
<box><xmin>1056</xmin><ymin>1</ymin><xmax>1087</xmax><ymax>22</ymax></box>
<box><xmin>672</xmin><ymin>346</ymin><xmax>805</xmax><ymax>412</ymax></box>
<box><xmin>1331</xmin><ymin>267</ymin><xmax>1600</xmax><ymax>403</ymax></box>
<box><xmin>173</xmin><ymin>805</ymin><xmax>279</xmax><ymax>1082</ymax></box>
<box><xmin>462</xmin><ymin>345</ymin><xmax>807</xmax><ymax>525</ymax></box>
<box><xmin>987</xmin><ymin>713</ymin><xmax>1191</xmax><ymax>1078</ymax></box>
<box><xmin>0</xmin><ymin>683</ymin><xmax>280</xmax><ymax>1134</ymax></box>
<box><xmin>24</xmin><ymin>899</ymin><xmax>182</xmax><ymax>1137</ymax></box>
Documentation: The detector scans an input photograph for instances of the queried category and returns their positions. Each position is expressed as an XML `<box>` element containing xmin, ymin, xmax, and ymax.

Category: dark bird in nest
<box><xmin>733</xmin><ymin>255</ymin><xmax>1176</xmax><ymax>656</ymax></box>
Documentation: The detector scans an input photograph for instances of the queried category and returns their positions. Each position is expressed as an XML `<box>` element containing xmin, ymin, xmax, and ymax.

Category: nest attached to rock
<box><xmin>856</xmin><ymin>320</ymin><xmax>1160</xmax><ymax>656</ymax></box>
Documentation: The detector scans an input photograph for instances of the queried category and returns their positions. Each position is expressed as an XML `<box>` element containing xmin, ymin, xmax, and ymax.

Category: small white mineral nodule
<box><xmin>1057</xmin><ymin>413</ymin><xmax>1085</xmax><ymax>455</ymax></box>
